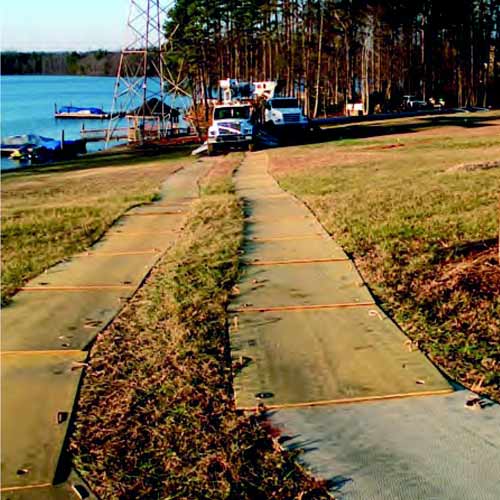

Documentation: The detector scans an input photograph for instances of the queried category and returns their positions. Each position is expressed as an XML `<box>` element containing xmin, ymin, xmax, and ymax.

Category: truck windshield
<box><xmin>269</xmin><ymin>99</ymin><xmax>299</xmax><ymax>109</ymax></box>
<box><xmin>214</xmin><ymin>107</ymin><xmax>250</xmax><ymax>120</ymax></box>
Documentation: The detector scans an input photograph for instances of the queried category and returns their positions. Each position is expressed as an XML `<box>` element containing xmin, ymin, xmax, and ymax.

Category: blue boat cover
<box><xmin>58</xmin><ymin>106</ymin><xmax>105</xmax><ymax>114</ymax></box>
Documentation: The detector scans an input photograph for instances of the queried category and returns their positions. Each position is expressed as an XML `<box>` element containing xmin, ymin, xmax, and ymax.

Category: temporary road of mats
<box><xmin>230</xmin><ymin>152</ymin><xmax>500</xmax><ymax>499</ymax></box>
<box><xmin>1</xmin><ymin>162</ymin><xmax>208</xmax><ymax>499</ymax></box>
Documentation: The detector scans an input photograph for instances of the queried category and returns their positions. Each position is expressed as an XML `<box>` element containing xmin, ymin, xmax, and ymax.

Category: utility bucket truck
<box><xmin>207</xmin><ymin>103</ymin><xmax>254</xmax><ymax>155</ymax></box>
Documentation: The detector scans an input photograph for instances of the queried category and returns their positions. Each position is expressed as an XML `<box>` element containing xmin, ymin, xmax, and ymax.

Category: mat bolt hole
<box><xmin>255</xmin><ymin>392</ymin><xmax>274</xmax><ymax>399</ymax></box>
<box><xmin>56</xmin><ymin>411</ymin><xmax>69</xmax><ymax>424</ymax></box>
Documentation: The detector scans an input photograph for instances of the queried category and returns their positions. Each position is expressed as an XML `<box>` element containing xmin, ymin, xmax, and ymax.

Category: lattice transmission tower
<box><xmin>106</xmin><ymin>0</ymin><xmax>191</xmax><ymax>145</ymax></box>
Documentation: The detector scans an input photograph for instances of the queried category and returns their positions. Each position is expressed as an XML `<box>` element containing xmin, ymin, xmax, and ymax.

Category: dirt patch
<box><xmin>200</xmin><ymin>153</ymin><xmax>244</xmax><ymax>194</ymax></box>
<box><xmin>365</xmin><ymin>143</ymin><xmax>405</xmax><ymax>150</ymax></box>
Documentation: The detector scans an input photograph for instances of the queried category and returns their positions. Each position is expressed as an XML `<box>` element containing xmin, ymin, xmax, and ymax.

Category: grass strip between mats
<box><xmin>70</xmin><ymin>154</ymin><xmax>330</xmax><ymax>499</ymax></box>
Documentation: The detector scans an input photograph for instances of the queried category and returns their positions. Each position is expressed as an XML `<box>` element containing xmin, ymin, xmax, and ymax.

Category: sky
<box><xmin>1</xmin><ymin>0</ymin><xmax>130</xmax><ymax>52</ymax></box>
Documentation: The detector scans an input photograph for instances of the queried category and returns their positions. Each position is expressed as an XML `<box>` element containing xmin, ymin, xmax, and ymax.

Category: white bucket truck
<box><xmin>264</xmin><ymin>97</ymin><xmax>309</xmax><ymax>128</ymax></box>
<box><xmin>207</xmin><ymin>103</ymin><xmax>254</xmax><ymax>155</ymax></box>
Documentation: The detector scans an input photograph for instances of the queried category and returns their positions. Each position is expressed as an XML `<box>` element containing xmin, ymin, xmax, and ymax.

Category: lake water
<box><xmin>1</xmin><ymin>75</ymin><xmax>121</xmax><ymax>170</ymax></box>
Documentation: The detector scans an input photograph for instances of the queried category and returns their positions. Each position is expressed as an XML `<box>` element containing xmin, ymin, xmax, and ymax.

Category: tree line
<box><xmin>1</xmin><ymin>51</ymin><xmax>120</xmax><ymax>77</ymax></box>
<box><xmin>165</xmin><ymin>0</ymin><xmax>500</xmax><ymax>116</ymax></box>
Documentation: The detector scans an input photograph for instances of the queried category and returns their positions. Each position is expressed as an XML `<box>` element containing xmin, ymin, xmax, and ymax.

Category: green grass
<box><xmin>268</xmin><ymin>114</ymin><xmax>500</xmax><ymax>400</ymax></box>
<box><xmin>71</xmin><ymin>154</ymin><xmax>330</xmax><ymax>499</ymax></box>
<box><xmin>1</xmin><ymin>151</ymin><xmax>191</xmax><ymax>304</ymax></box>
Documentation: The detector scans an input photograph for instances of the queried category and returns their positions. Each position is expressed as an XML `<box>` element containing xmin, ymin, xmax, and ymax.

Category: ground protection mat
<box><xmin>23</xmin><ymin>252</ymin><xmax>160</xmax><ymax>289</ymax></box>
<box><xmin>1</xmin><ymin>290</ymin><xmax>129</xmax><ymax>351</ymax></box>
<box><xmin>1</xmin><ymin>469</ymin><xmax>96</xmax><ymax>500</ymax></box>
<box><xmin>230</xmin><ymin>152</ymin><xmax>452</xmax><ymax>409</ymax></box>
<box><xmin>230</xmin><ymin>309</ymin><xmax>452</xmax><ymax>408</ymax></box>
<box><xmin>243</xmin><ymin>237</ymin><xmax>347</xmax><ymax>262</ymax></box>
<box><xmin>1</xmin><ymin>352</ymin><xmax>87</xmax><ymax>490</ymax></box>
<box><xmin>270</xmin><ymin>389</ymin><xmax>500</xmax><ymax>499</ymax></box>
<box><xmin>1</xmin><ymin>162</ymin><xmax>208</xmax><ymax>495</ymax></box>
<box><xmin>243</xmin><ymin>216</ymin><xmax>324</xmax><ymax>240</ymax></box>
<box><xmin>230</xmin><ymin>260</ymin><xmax>374</xmax><ymax>311</ymax></box>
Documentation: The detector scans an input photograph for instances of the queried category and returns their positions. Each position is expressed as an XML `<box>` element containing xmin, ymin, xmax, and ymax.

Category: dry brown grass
<box><xmin>268</xmin><ymin>111</ymin><xmax>500</xmax><ymax>401</ymax></box>
<box><xmin>199</xmin><ymin>153</ymin><xmax>245</xmax><ymax>195</ymax></box>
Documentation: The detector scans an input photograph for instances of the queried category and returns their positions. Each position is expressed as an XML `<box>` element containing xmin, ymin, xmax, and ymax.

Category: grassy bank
<box><xmin>1</xmin><ymin>150</ymin><xmax>190</xmax><ymax>304</ymax></box>
<box><xmin>71</xmin><ymin>155</ymin><xmax>329</xmax><ymax>499</ymax></box>
<box><xmin>268</xmin><ymin>112</ymin><xmax>500</xmax><ymax>401</ymax></box>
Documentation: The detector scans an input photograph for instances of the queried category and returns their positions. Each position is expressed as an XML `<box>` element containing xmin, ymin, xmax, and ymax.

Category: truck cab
<box><xmin>207</xmin><ymin>103</ymin><xmax>254</xmax><ymax>155</ymax></box>
<box><xmin>264</xmin><ymin>97</ymin><xmax>308</xmax><ymax>127</ymax></box>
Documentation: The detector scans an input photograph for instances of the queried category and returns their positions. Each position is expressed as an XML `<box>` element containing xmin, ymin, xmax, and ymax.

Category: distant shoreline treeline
<box><xmin>1</xmin><ymin>51</ymin><xmax>120</xmax><ymax>76</ymax></box>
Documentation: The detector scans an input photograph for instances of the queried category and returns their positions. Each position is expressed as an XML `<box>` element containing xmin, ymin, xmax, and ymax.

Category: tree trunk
<box><xmin>313</xmin><ymin>6</ymin><xmax>324</xmax><ymax>118</ymax></box>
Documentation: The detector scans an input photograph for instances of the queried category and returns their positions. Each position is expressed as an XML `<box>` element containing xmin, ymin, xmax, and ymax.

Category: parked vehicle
<box><xmin>401</xmin><ymin>95</ymin><xmax>427</xmax><ymax>110</ymax></box>
<box><xmin>264</xmin><ymin>97</ymin><xmax>309</xmax><ymax>127</ymax></box>
<box><xmin>207</xmin><ymin>103</ymin><xmax>254</xmax><ymax>155</ymax></box>
<box><xmin>428</xmin><ymin>97</ymin><xmax>445</xmax><ymax>109</ymax></box>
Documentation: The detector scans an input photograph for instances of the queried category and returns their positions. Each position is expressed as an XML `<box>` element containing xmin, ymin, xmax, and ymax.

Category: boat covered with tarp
<box><xmin>1</xmin><ymin>134</ymin><xmax>86</xmax><ymax>162</ymax></box>
<box><xmin>1</xmin><ymin>134</ymin><xmax>56</xmax><ymax>155</ymax></box>
<box><xmin>55</xmin><ymin>105</ymin><xmax>109</xmax><ymax>119</ymax></box>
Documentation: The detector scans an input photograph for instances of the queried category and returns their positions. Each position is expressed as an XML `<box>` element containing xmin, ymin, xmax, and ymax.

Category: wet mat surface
<box><xmin>230</xmin><ymin>153</ymin><xmax>451</xmax><ymax>409</ymax></box>
<box><xmin>1</xmin><ymin>162</ymin><xmax>207</xmax><ymax>495</ymax></box>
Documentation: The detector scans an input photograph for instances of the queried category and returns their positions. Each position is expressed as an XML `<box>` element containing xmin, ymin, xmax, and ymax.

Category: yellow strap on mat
<box><xmin>238</xmin><ymin>388</ymin><xmax>455</xmax><ymax>411</ymax></box>
<box><xmin>233</xmin><ymin>302</ymin><xmax>376</xmax><ymax>313</ymax></box>
<box><xmin>20</xmin><ymin>284</ymin><xmax>135</xmax><ymax>292</ymax></box>
<box><xmin>247</xmin><ymin>257</ymin><xmax>349</xmax><ymax>266</ymax></box>
<box><xmin>0</xmin><ymin>482</ymin><xmax>52</xmax><ymax>493</ymax></box>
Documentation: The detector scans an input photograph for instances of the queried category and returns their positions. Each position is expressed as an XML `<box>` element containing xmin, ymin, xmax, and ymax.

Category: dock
<box><xmin>80</xmin><ymin>124</ymin><xmax>201</xmax><ymax>145</ymax></box>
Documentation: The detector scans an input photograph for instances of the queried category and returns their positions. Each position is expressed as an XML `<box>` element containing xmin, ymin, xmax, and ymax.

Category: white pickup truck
<box><xmin>264</xmin><ymin>97</ymin><xmax>309</xmax><ymax>128</ymax></box>
<box><xmin>207</xmin><ymin>103</ymin><xmax>254</xmax><ymax>155</ymax></box>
